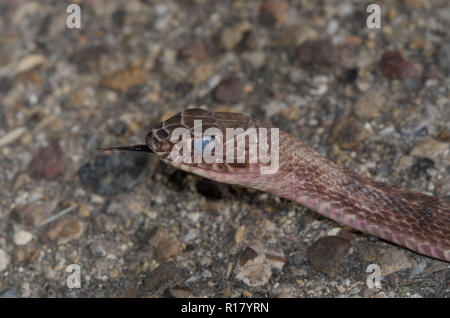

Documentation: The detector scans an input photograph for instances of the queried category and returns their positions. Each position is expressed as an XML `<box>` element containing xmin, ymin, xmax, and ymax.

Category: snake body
<box><xmin>108</xmin><ymin>108</ymin><xmax>450</xmax><ymax>262</ymax></box>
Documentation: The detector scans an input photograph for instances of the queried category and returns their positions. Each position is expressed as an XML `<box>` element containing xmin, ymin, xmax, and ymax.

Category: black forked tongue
<box><xmin>98</xmin><ymin>144</ymin><xmax>153</xmax><ymax>153</ymax></box>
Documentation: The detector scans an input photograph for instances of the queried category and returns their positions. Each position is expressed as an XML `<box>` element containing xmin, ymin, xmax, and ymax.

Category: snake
<box><xmin>103</xmin><ymin>108</ymin><xmax>450</xmax><ymax>262</ymax></box>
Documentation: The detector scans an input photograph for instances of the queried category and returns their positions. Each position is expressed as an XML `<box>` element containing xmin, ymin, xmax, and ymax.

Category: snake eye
<box><xmin>193</xmin><ymin>135</ymin><xmax>216</xmax><ymax>154</ymax></box>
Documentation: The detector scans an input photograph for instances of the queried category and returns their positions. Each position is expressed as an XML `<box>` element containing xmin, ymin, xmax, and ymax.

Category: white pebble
<box><xmin>0</xmin><ymin>249</ymin><xmax>10</xmax><ymax>272</ymax></box>
<box><xmin>327</xmin><ymin>20</ymin><xmax>339</xmax><ymax>35</ymax></box>
<box><xmin>14</xmin><ymin>192</ymin><xmax>29</xmax><ymax>204</ymax></box>
<box><xmin>28</xmin><ymin>93</ymin><xmax>38</xmax><ymax>104</ymax></box>
<box><xmin>184</xmin><ymin>228</ymin><xmax>199</xmax><ymax>242</ymax></box>
<box><xmin>201</xmin><ymin>270</ymin><xmax>212</xmax><ymax>278</ymax></box>
<box><xmin>327</xmin><ymin>227</ymin><xmax>342</xmax><ymax>236</ymax></box>
<box><xmin>147</xmin><ymin>211</ymin><xmax>158</xmax><ymax>220</ymax></box>
<box><xmin>187</xmin><ymin>212</ymin><xmax>201</xmax><ymax>223</ymax></box>
<box><xmin>14</xmin><ymin>230</ymin><xmax>33</xmax><ymax>246</ymax></box>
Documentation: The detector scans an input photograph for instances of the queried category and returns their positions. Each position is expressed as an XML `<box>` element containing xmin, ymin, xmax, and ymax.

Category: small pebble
<box><xmin>219</xmin><ymin>22</ymin><xmax>251</xmax><ymax>50</ymax></box>
<box><xmin>29</xmin><ymin>141</ymin><xmax>67</xmax><ymax>180</ymax></box>
<box><xmin>169</xmin><ymin>288</ymin><xmax>191</xmax><ymax>298</ymax></box>
<box><xmin>327</xmin><ymin>115</ymin><xmax>368</xmax><ymax>150</ymax></box>
<box><xmin>143</xmin><ymin>261</ymin><xmax>179</xmax><ymax>291</ymax></box>
<box><xmin>291</xmin><ymin>251</ymin><xmax>306</xmax><ymax>266</ymax></box>
<box><xmin>16</xmin><ymin>54</ymin><xmax>46</xmax><ymax>73</ymax></box>
<box><xmin>184</xmin><ymin>228</ymin><xmax>199</xmax><ymax>242</ymax></box>
<box><xmin>187</xmin><ymin>212</ymin><xmax>201</xmax><ymax>223</ymax></box>
<box><xmin>307</xmin><ymin>236</ymin><xmax>350</xmax><ymax>278</ymax></box>
<box><xmin>294</xmin><ymin>38</ymin><xmax>339</xmax><ymax>67</ymax></box>
<box><xmin>11</xmin><ymin>201</ymin><xmax>57</xmax><ymax>227</ymax></box>
<box><xmin>380</xmin><ymin>50</ymin><xmax>420</xmax><ymax>80</ymax></box>
<box><xmin>239</xmin><ymin>31</ymin><xmax>259</xmax><ymax>51</ymax></box>
<box><xmin>411</xmin><ymin>260</ymin><xmax>427</xmax><ymax>276</ymax></box>
<box><xmin>353</xmin><ymin>90</ymin><xmax>385</xmax><ymax>119</ymax></box>
<box><xmin>213</xmin><ymin>76</ymin><xmax>243</xmax><ymax>104</ymax></box>
<box><xmin>234</xmin><ymin>225</ymin><xmax>246</xmax><ymax>244</ymax></box>
<box><xmin>410</xmin><ymin>137</ymin><xmax>448</xmax><ymax>160</ymax></box>
<box><xmin>378</xmin><ymin>249</ymin><xmax>415</xmax><ymax>276</ymax></box>
<box><xmin>280</xmin><ymin>105</ymin><xmax>300</xmax><ymax>121</ymax></box>
<box><xmin>409</xmin><ymin>157</ymin><xmax>434</xmax><ymax>179</ymax></box>
<box><xmin>0</xmin><ymin>248</ymin><xmax>10</xmax><ymax>272</ymax></box>
<box><xmin>436</xmin><ymin>129</ymin><xmax>450</xmax><ymax>142</ymax></box>
<box><xmin>235</xmin><ymin>243</ymin><xmax>285</xmax><ymax>287</ymax></box>
<box><xmin>101</xmin><ymin>66</ymin><xmax>147</xmax><ymax>92</ymax></box>
<box><xmin>148</xmin><ymin>227</ymin><xmax>169</xmax><ymax>246</ymax></box>
<box><xmin>356</xmin><ymin>242</ymin><xmax>378</xmax><ymax>263</ymax></box>
<box><xmin>154</xmin><ymin>237</ymin><xmax>179</xmax><ymax>261</ymax></box>
<box><xmin>188</xmin><ymin>62</ymin><xmax>212</xmax><ymax>84</ymax></box>
<box><xmin>45</xmin><ymin>219</ymin><xmax>84</xmax><ymax>243</ymax></box>
<box><xmin>201</xmin><ymin>269</ymin><xmax>212</xmax><ymax>278</ymax></box>
<box><xmin>13</xmin><ymin>230</ymin><xmax>33</xmax><ymax>246</ymax></box>
<box><xmin>178</xmin><ymin>40</ymin><xmax>207</xmax><ymax>61</ymax></box>
<box><xmin>260</xmin><ymin>0</ymin><xmax>290</xmax><ymax>24</ymax></box>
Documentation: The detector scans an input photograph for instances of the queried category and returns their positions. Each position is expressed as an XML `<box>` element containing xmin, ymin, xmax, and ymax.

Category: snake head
<box><xmin>145</xmin><ymin>108</ymin><xmax>280</xmax><ymax>184</ymax></box>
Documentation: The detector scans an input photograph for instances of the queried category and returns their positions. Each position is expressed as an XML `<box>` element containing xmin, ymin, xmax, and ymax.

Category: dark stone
<box><xmin>291</xmin><ymin>251</ymin><xmax>307</xmax><ymax>266</ymax></box>
<box><xmin>69</xmin><ymin>45</ymin><xmax>109</xmax><ymax>72</ymax></box>
<box><xmin>29</xmin><ymin>141</ymin><xmax>67</xmax><ymax>180</ymax></box>
<box><xmin>239</xmin><ymin>31</ymin><xmax>258</xmax><ymax>51</ymax></box>
<box><xmin>409</xmin><ymin>157</ymin><xmax>434</xmax><ymax>179</ymax></box>
<box><xmin>307</xmin><ymin>236</ymin><xmax>351</xmax><ymax>278</ymax></box>
<box><xmin>78</xmin><ymin>152</ymin><xmax>149</xmax><ymax>196</ymax></box>
<box><xmin>143</xmin><ymin>261</ymin><xmax>180</xmax><ymax>292</ymax></box>
<box><xmin>342</xmin><ymin>68</ymin><xmax>359</xmax><ymax>83</ymax></box>
<box><xmin>294</xmin><ymin>38</ymin><xmax>339</xmax><ymax>67</ymax></box>
<box><xmin>112</xmin><ymin>9</ymin><xmax>126</xmax><ymax>28</ymax></box>
<box><xmin>380</xmin><ymin>50</ymin><xmax>421</xmax><ymax>80</ymax></box>
<box><xmin>327</xmin><ymin>115</ymin><xmax>367</xmax><ymax>150</ymax></box>
<box><xmin>0</xmin><ymin>77</ymin><xmax>13</xmax><ymax>94</ymax></box>
<box><xmin>436</xmin><ymin>129</ymin><xmax>450</xmax><ymax>142</ymax></box>
<box><xmin>212</xmin><ymin>76</ymin><xmax>243</xmax><ymax>104</ymax></box>
<box><xmin>260</xmin><ymin>0</ymin><xmax>289</xmax><ymax>24</ymax></box>
<box><xmin>399</xmin><ymin>125</ymin><xmax>428</xmax><ymax>137</ymax></box>
<box><xmin>239</xmin><ymin>247</ymin><xmax>258</xmax><ymax>266</ymax></box>
<box><xmin>177</xmin><ymin>40</ymin><xmax>207</xmax><ymax>61</ymax></box>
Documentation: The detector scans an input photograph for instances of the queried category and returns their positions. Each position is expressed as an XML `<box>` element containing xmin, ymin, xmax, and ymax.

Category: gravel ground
<box><xmin>0</xmin><ymin>0</ymin><xmax>449</xmax><ymax>298</ymax></box>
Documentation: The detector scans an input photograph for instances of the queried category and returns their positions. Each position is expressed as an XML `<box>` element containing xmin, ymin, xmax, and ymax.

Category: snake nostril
<box><xmin>145</xmin><ymin>128</ymin><xmax>173</xmax><ymax>153</ymax></box>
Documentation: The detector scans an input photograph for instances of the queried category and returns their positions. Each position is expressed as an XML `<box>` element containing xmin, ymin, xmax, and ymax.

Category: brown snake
<box><xmin>104</xmin><ymin>108</ymin><xmax>450</xmax><ymax>262</ymax></box>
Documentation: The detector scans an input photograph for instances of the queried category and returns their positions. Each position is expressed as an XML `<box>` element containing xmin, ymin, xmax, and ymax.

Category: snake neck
<box><xmin>248</xmin><ymin>137</ymin><xmax>450</xmax><ymax>262</ymax></box>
